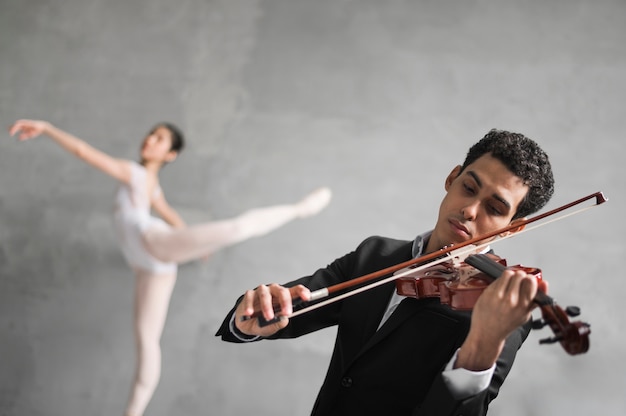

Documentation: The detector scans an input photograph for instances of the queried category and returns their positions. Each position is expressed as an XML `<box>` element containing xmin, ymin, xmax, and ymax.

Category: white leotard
<box><xmin>113</xmin><ymin>162</ymin><xmax>176</xmax><ymax>274</ymax></box>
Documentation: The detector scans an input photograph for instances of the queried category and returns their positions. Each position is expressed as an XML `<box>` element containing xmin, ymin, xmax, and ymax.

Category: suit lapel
<box><xmin>355</xmin><ymin>281</ymin><xmax>397</xmax><ymax>344</ymax></box>
<box><xmin>348</xmin><ymin>284</ymin><xmax>433</xmax><ymax>365</ymax></box>
<box><xmin>343</xmin><ymin>239</ymin><xmax>426</xmax><ymax>365</ymax></box>
<box><xmin>361</xmin><ymin>296</ymin><xmax>423</xmax><ymax>352</ymax></box>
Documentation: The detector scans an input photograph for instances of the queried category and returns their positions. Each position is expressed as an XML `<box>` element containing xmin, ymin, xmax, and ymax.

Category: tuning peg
<box><xmin>531</xmin><ymin>318</ymin><xmax>547</xmax><ymax>330</ymax></box>
<box><xmin>539</xmin><ymin>335</ymin><xmax>563</xmax><ymax>344</ymax></box>
<box><xmin>565</xmin><ymin>306</ymin><xmax>581</xmax><ymax>317</ymax></box>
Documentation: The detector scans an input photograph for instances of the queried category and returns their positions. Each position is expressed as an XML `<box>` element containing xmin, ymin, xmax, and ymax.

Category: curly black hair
<box><xmin>460</xmin><ymin>129</ymin><xmax>554</xmax><ymax>219</ymax></box>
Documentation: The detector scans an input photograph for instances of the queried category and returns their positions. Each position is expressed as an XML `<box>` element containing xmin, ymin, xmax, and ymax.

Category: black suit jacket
<box><xmin>217</xmin><ymin>236</ymin><xmax>531</xmax><ymax>416</ymax></box>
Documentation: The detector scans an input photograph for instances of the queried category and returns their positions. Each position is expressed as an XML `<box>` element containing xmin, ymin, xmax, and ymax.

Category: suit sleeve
<box><xmin>215</xmin><ymin>236</ymin><xmax>407</xmax><ymax>342</ymax></box>
<box><xmin>215</xmin><ymin>240</ymin><xmax>364</xmax><ymax>342</ymax></box>
<box><xmin>413</xmin><ymin>321</ymin><xmax>531</xmax><ymax>416</ymax></box>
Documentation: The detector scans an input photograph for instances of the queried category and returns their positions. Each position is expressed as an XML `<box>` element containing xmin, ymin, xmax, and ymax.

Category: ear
<box><xmin>444</xmin><ymin>165</ymin><xmax>462</xmax><ymax>191</ymax></box>
<box><xmin>499</xmin><ymin>218</ymin><xmax>526</xmax><ymax>237</ymax></box>
<box><xmin>164</xmin><ymin>151</ymin><xmax>178</xmax><ymax>163</ymax></box>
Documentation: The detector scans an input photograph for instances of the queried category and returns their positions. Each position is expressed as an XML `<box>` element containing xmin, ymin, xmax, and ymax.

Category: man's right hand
<box><xmin>234</xmin><ymin>283</ymin><xmax>311</xmax><ymax>337</ymax></box>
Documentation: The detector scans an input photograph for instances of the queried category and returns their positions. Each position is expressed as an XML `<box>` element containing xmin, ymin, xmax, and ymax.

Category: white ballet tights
<box><xmin>125</xmin><ymin>269</ymin><xmax>176</xmax><ymax>416</ymax></box>
<box><xmin>124</xmin><ymin>205</ymin><xmax>298</xmax><ymax>415</ymax></box>
<box><xmin>124</xmin><ymin>189</ymin><xmax>331</xmax><ymax>415</ymax></box>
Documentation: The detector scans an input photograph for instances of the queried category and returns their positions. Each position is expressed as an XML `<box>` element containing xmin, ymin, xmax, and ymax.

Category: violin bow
<box><xmin>252</xmin><ymin>191</ymin><xmax>607</xmax><ymax>324</ymax></box>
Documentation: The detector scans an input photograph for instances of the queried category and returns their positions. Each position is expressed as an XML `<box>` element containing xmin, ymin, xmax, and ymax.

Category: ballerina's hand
<box><xmin>9</xmin><ymin>119</ymin><xmax>50</xmax><ymax>141</ymax></box>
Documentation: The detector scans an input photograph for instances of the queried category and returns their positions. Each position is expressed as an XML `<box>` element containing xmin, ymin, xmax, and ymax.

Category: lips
<box><xmin>449</xmin><ymin>218</ymin><xmax>471</xmax><ymax>239</ymax></box>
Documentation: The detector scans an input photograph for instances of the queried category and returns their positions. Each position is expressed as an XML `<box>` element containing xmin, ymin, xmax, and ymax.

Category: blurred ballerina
<box><xmin>9</xmin><ymin>119</ymin><xmax>332</xmax><ymax>416</ymax></box>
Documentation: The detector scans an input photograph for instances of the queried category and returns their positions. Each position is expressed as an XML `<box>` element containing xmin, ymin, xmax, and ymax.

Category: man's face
<box><xmin>427</xmin><ymin>153</ymin><xmax>529</xmax><ymax>253</ymax></box>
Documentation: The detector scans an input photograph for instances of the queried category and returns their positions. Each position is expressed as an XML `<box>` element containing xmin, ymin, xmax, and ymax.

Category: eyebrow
<box><xmin>467</xmin><ymin>171</ymin><xmax>512</xmax><ymax>210</ymax></box>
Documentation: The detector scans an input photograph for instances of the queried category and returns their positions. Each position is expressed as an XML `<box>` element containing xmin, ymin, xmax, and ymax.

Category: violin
<box><xmin>394</xmin><ymin>253</ymin><xmax>515</xmax><ymax>311</ymax></box>
<box><xmin>250</xmin><ymin>192</ymin><xmax>606</xmax><ymax>356</ymax></box>
<box><xmin>395</xmin><ymin>253</ymin><xmax>590</xmax><ymax>355</ymax></box>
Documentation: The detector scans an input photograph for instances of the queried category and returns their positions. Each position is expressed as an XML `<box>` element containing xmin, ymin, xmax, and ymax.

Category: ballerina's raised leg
<box><xmin>141</xmin><ymin>187</ymin><xmax>332</xmax><ymax>264</ymax></box>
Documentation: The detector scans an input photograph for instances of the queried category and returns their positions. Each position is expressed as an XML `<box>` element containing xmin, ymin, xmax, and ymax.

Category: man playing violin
<box><xmin>216</xmin><ymin>129</ymin><xmax>554</xmax><ymax>416</ymax></box>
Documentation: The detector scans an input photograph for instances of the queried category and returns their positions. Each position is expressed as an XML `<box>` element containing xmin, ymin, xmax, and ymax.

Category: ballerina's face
<box><xmin>140</xmin><ymin>125</ymin><xmax>177</xmax><ymax>164</ymax></box>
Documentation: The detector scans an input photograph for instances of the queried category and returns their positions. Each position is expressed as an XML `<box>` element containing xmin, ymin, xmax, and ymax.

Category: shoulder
<box><xmin>128</xmin><ymin>160</ymin><xmax>144</xmax><ymax>174</ymax></box>
<box><xmin>354</xmin><ymin>235</ymin><xmax>413</xmax><ymax>256</ymax></box>
<box><xmin>115</xmin><ymin>160</ymin><xmax>150</xmax><ymax>190</ymax></box>
<box><xmin>348</xmin><ymin>236</ymin><xmax>414</xmax><ymax>271</ymax></box>
<box><xmin>298</xmin><ymin>236</ymin><xmax>413</xmax><ymax>288</ymax></box>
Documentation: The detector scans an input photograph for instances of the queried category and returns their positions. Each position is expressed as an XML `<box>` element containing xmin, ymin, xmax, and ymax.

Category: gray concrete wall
<box><xmin>1</xmin><ymin>0</ymin><xmax>624</xmax><ymax>415</ymax></box>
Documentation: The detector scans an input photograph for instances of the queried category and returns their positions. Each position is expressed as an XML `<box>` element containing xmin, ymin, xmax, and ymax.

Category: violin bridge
<box><xmin>448</xmin><ymin>245</ymin><xmax>478</xmax><ymax>267</ymax></box>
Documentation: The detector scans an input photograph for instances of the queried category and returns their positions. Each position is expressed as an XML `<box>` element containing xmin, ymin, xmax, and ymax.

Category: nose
<box><xmin>143</xmin><ymin>135</ymin><xmax>156</xmax><ymax>147</ymax></box>
<box><xmin>461</xmin><ymin>200</ymin><xmax>479</xmax><ymax>221</ymax></box>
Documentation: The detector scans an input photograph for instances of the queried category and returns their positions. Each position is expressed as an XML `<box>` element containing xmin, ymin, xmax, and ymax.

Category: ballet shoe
<box><xmin>298</xmin><ymin>187</ymin><xmax>332</xmax><ymax>218</ymax></box>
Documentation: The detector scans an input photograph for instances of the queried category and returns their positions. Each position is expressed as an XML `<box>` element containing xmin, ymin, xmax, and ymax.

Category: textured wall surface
<box><xmin>1</xmin><ymin>1</ymin><xmax>624</xmax><ymax>415</ymax></box>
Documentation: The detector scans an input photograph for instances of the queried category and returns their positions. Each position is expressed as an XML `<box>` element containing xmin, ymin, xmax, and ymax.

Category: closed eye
<box><xmin>463</xmin><ymin>183</ymin><xmax>476</xmax><ymax>195</ymax></box>
<box><xmin>487</xmin><ymin>204</ymin><xmax>503</xmax><ymax>216</ymax></box>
